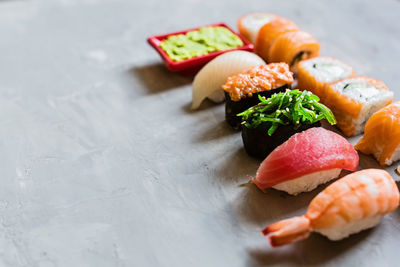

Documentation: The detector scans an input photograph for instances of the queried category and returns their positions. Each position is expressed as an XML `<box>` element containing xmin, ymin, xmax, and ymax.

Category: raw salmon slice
<box><xmin>355</xmin><ymin>101</ymin><xmax>400</xmax><ymax>166</ymax></box>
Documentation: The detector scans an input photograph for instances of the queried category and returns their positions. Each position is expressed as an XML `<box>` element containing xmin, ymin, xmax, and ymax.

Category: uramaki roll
<box><xmin>297</xmin><ymin>57</ymin><xmax>354</xmax><ymax>102</ymax></box>
<box><xmin>255</xmin><ymin>17</ymin><xmax>299</xmax><ymax>62</ymax></box>
<box><xmin>237</xmin><ymin>13</ymin><xmax>278</xmax><ymax>44</ymax></box>
<box><xmin>268</xmin><ymin>30</ymin><xmax>320</xmax><ymax>73</ymax></box>
<box><xmin>324</xmin><ymin>76</ymin><xmax>393</xmax><ymax>136</ymax></box>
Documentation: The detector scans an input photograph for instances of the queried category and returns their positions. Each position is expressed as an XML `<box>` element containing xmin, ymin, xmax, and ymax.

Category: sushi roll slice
<box><xmin>237</xmin><ymin>13</ymin><xmax>278</xmax><ymax>44</ymax></box>
<box><xmin>355</xmin><ymin>101</ymin><xmax>400</xmax><ymax>166</ymax></box>
<box><xmin>191</xmin><ymin>51</ymin><xmax>265</xmax><ymax>109</ymax></box>
<box><xmin>222</xmin><ymin>63</ymin><xmax>294</xmax><ymax>129</ymax></box>
<box><xmin>324</xmin><ymin>76</ymin><xmax>393</xmax><ymax>136</ymax></box>
<box><xmin>253</xmin><ymin>127</ymin><xmax>359</xmax><ymax>195</ymax></box>
<box><xmin>268</xmin><ymin>30</ymin><xmax>320</xmax><ymax>73</ymax></box>
<box><xmin>238</xmin><ymin>89</ymin><xmax>336</xmax><ymax>159</ymax></box>
<box><xmin>255</xmin><ymin>17</ymin><xmax>299</xmax><ymax>62</ymax></box>
<box><xmin>263</xmin><ymin>169</ymin><xmax>399</xmax><ymax>246</ymax></box>
<box><xmin>297</xmin><ymin>57</ymin><xmax>354</xmax><ymax>102</ymax></box>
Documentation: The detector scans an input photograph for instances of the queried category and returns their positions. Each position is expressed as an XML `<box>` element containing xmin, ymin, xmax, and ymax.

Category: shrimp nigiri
<box><xmin>263</xmin><ymin>169</ymin><xmax>400</xmax><ymax>247</ymax></box>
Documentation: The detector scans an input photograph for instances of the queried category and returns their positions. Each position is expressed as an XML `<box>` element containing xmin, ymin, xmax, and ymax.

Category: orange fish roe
<box><xmin>222</xmin><ymin>63</ymin><xmax>294</xmax><ymax>102</ymax></box>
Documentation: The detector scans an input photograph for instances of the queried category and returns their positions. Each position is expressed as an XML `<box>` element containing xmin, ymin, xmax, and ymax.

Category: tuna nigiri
<box><xmin>237</xmin><ymin>13</ymin><xmax>278</xmax><ymax>44</ymax></box>
<box><xmin>268</xmin><ymin>30</ymin><xmax>320</xmax><ymax>73</ymax></box>
<box><xmin>263</xmin><ymin>169</ymin><xmax>400</xmax><ymax>247</ymax></box>
<box><xmin>191</xmin><ymin>51</ymin><xmax>265</xmax><ymax>110</ymax></box>
<box><xmin>355</xmin><ymin>101</ymin><xmax>400</xmax><ymax>166</ymax></box>
<box><xmin>254</xmin><ymin>127</ymin><xmax>359</xmax><ymax>195</ymax></box>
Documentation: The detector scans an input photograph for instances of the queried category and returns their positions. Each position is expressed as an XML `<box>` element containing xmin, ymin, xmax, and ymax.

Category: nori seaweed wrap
<box><xmin>238</xmin><ymin>89</ymin><xmax>336</xmax><ymax>159</ymax></box>
<box><xmin>225</xmin><ymin>84</ymin><xmax>289</xmax><ymax>129</ymax></box>
<box><xmin>241</xmin><ymin>121</ymin><xmax>321</xmax><ymax>159</ymax></box>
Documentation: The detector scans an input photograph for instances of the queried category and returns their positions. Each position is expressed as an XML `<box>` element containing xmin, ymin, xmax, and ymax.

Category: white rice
<box><xmin>301</xmin><ymin>57</ymin><xmax>353</xmax><ymax>83</ymax></box>
<box><xmin>316</xmin><ymin>216</ymin><xmax>381</xmax><ymax>241</ymax></box>
<box><xmin>242</xmin><ymin>14</ymin><xmax>275</xmax><ymax>43</ymax></box>
<box><xmin>384</xmin><ymin>144</ymin><xmax>400</xmax><ymax>166</ymax></box>
<box><xmin>272</xmin><ymin>168</ymin><xmax>342</xmax><ymax>195</ymax></box>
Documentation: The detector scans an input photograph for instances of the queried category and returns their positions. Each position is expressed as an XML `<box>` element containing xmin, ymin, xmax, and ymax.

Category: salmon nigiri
<box><xmin>355</xmin><ymin>101</ymin><xmax>400</xmax><ymax>166</ymax></box>
<box><xmin>268</xmin><ymin>30</ymin><xmax>320</xmax><ymax>73</ymax></box>
<box><xmin>254</xmin><ymin>17</ymin><xmax>299</xmax><ymax>62</ymax></box>
<box><xmin>263</xmin><ymin>169</ymin><xmax>400</xmax><ymax>247</ymax></box>
<box><xmin>254</xmin><ymin>127</ymin><xmax>359</xmax><ymax>195</ymax></box>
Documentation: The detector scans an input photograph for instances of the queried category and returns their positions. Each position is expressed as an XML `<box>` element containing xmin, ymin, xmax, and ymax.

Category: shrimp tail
<box><xmin>262</xmin><ymin>216</ymin><xmax>311</xmax><ymax>247</ymax></box>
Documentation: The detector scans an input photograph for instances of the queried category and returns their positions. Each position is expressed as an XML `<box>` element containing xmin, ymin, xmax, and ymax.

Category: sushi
<box><xmin>191</xmin><ymin>51</ymin><xmax>265</xmax><ymax>109</ymax></box>
<box><xmin>255</xmin><ymin>17</ymin><xmax>299</xmax><ymax>62</ymax></box>
<box><xmin>268</xmin><ymin>30</ymin><xmax>320</xmax><ymax>73</ymax></box>
<box><xmin>222</xmin><ymin>63</ymin><xmax>294</xmax><ymax>129</ymax></box>
<box><xmin>355</xmin><ymin>101</ymin><xmax>400</xmax><ymax>166</ymax></box>
<box><xmin>238</xmin><ymin>89</ymin><xmax>336</xmax><ymax>159</ymax></box>
<box><xmin>237</xmin><ymin>13</ymin><xmax>278</xmax><ymax>44</ymax></box>
<box><xmin>263</xmin><ymin>169</ymin><xmax>399</xmax><ymax>246</ymax></box>
<box><xmin>297</xmin><ymin>57</ymin><xmax>354</xmax><ymax>102</ymax></box>
<box><xmin>323</xmin><ymin>76</ymin><xmax>393</xmax><ymax>136</ymax></box>
<box><xmin>253</xmin><ymin>127</ymin><xmax>358</xmax><ymax>195</ymax></box>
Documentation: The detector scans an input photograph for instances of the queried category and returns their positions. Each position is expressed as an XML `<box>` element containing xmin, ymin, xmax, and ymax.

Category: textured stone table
<box><xmin>0</xmin><ymin>0</ymin><xmax>399</xmax><ymax>266</ymax></box>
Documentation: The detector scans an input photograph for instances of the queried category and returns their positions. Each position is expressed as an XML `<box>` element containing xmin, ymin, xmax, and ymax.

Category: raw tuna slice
<box><xmin>254</xmin><ymin>127</ymin><xmax>359</xmax><ymax>195</ymax></box>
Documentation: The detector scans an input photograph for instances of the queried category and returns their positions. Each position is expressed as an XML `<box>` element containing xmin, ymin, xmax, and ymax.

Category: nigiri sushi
<box><xmin>238</xmin><ymin>90</ymin><xmax>336</xmax><ymax>159</ymax></box>
<box><xmin>323</xmin><ymin>76</ymin><xmax>393</xmax><ymax>136</ymax></box>
<box><xmin>297</xmin><ymin>57</ymin><xmax>354</xmax><ymax>102</ymax></box>
<box><xmin>191</xmin><ymin>51</ymin><xmax>265</xmax><ymax>110</ymax></box>
<box><xmin>268</xmin><ymin>30</ymin><xmax>320</xmax><ymax>73</ymax></box>
<box><xmin>222</xmin><ymin>63</ymin><xmax>294</xmax><ymax>129</ymax></box>
<box><xmin>355</xmin><ymin>101</ymin><xmax>400</xmax><ymax>166</ymax></box>
<box><xmin>263</xmin><ymin>169</ymin><xmax>400</xmax><ymax>246</ymax></box>
<box><xmin>237</xmin><ymin>13</ymin><xmax>278</xmax><ymax>44</ymax></box>
<box><xmin>254</xmin><ymin>127</ymin><xmax>358</xmax><ymax>195</ymax></box>
<box><xmin>255</xmin><ymin>17</ymin><xmax>298</xmax><ymax>62</ymax></box>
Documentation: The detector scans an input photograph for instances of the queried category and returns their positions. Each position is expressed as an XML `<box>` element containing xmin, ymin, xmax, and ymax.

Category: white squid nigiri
<box><xmin>191</xmin><ymin>51</ymin><xmax>265</xmax><ymax>110</ymax></box>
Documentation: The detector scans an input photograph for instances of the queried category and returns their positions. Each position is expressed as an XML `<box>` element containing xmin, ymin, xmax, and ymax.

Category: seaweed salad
<box><xmin>238</xmin><ymin>89</ymin><xmax>337</xmax><ymax>159</ymax></box>
<box><xmin>238</xmin><ymin>89</ymin><xmax>336</xmax><ymax>135</ymax></box>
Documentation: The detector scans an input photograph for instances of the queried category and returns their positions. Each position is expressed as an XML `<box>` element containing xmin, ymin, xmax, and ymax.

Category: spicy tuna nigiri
<box><xmin>355</xmin><ymin>101</ymin><xmax>400</xmax><ymax>166</ymax></box>
<box><xmin>263</xmin><ymin>169</ymin><xmax>400</xmax><ymax>247</ymax></box>
<box><xmin>254</xmin><ymin>127</ymin><xmax>359</xmax><ymax>195</ymax></box>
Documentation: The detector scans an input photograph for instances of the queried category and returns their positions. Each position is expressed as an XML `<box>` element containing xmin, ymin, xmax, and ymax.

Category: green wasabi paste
<box><xmin>160</xmin><ymin>26</ymin><xmax>243</xmax><ymax>62</ymax></box>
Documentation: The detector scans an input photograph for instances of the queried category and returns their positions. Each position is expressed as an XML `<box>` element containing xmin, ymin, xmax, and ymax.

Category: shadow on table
<box><xmin>193</xmin><ymin>119</ymin><xmax>238</xmax><ymax>143</ymax></box>
<box><xmin>182</xmin><ymin>100</ymin><xmax>239</xmax><ymax>142</ymax></box>
<box><xmin>214</xmin><ymin>147</ymin><xmax>259</xmax><ymax>184</ymax></box>
<box><xmin>246</xmin><ymin>228</ymin><xmax>373</xmax><ymax>266</ymax></box>
<box><xmin>130</xmin><ymin>63</ymin><xmax>193</xmax><ymax>94</ymax></box>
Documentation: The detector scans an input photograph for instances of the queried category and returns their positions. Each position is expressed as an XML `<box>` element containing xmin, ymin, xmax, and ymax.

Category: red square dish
<box><xmin>147</xmin><ymin>23</ymin><xmax>254</xmax><ymax>74</ymax></box>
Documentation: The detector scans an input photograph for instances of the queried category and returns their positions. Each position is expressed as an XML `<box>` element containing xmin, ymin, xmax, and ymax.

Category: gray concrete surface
<box><xmin>0</xmin><ymin>0</ymin><xmax>400</xmax><ymax>266</ymax></box>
